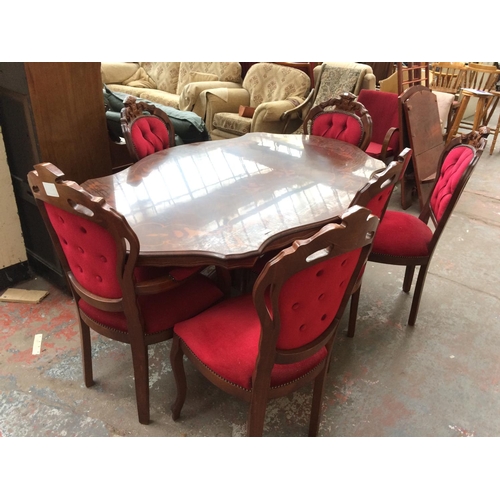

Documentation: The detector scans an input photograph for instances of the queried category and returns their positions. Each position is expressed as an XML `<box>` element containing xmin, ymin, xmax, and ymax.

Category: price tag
<box><xmin>43</xmin><ymin>182</ymin><xmax>59</xmax><ymax>197</ymax></box>
<box><xmin>32</xmin><ymin>334</ymin><xmax>43</xmax><ymax>355</ymax></box>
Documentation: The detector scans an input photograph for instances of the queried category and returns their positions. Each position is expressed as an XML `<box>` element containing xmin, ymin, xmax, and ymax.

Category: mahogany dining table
<box><xmin>82</xmin><ymin>132</ymin><xmax>385</xmax><ymax>269</ymax></box>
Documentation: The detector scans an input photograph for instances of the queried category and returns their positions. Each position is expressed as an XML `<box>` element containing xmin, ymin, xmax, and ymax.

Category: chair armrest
<box><xmin>281</xmin><ymin>89</ymin><xmax>315</xmax><ymax>133</ymax></box>
<box><xmin>254</xmin><ymin>98</ymin><xmax>305</xmax><ymax>123</ymax></box>
<box><xmin>204</xmin><ymin>88</ymin><xmax>250</xmax><ymax>132</ymax></box>
<box><xmin>180</xmin><ymin>81</ymin><xmax>243</xmax><ymax>115</ymax></box>
<box><xmin>380</xmin><ymin>126</ymin><xmax>399</xmax><ymax>161</ymax></box>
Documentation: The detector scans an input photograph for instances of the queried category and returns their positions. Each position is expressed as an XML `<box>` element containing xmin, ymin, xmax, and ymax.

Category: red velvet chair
<box><xmin>368</xmin><ymin>138</ymin><xmax>482</xmax><ymax>326</ymax></box>
<box><xmin>357</xmin><ymin>89</ymin><xmax>400</xmax><ymax>162</ymax></box>
<box><xmin>169</xmin><ymin>206</ymin><xmax>379</xmax><ymax>436</ymax></box>
<box><xmin>302</xmin><ymin>92</ymin><xmax>372</xmax><ymax>151</ymax></box>
<box><xmin>27</xmin><ymin>163</ymin><xmax>224</xmax><ymax>424</ymax></box>
<box><xmin>346</xmin><ymin>148</ymin><xmax>412</xmax><ymax>337</ymax></box>
<box><xmin>121</xmin><ymin>95</ymin><xmax>175</xmax><ymax>161</ymax></box>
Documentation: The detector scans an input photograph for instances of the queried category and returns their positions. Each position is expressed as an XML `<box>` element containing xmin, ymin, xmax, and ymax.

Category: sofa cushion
<box><xmin>106</xmin><ymin>84</ymin><xmax>144</xmax><ymax>98</ymax></box>
<box><xmin>138</xmin><ymin>89</ymin><xmax>180</xmax><ymax>109</ymax></box>
<box><xmin>122</xmin><ymin>67</ymin><xmax>156</xmax><ymax>89</ymax></box>
<box><xmin>212</xmin><ymin>112</ymin><xmax>251</xmax><ymax>136</ymax></box>
<box><xmin>188</xmin><ymin>71</ymin><xmax>218</xmax><ymax>83</ymax></box>
<box><xmin>140</xmin><ymin>62</ymin><xmax>180</xmax><ymax>94</ymax></box>
<box><xmin>177</xmin><ymin>62</ymin><xmax>242</xmax><ymax>94</ymax></box>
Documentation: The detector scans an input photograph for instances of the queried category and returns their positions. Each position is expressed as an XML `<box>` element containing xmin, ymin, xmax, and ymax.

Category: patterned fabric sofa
<box><xmin>205</xmin><ymin>62</ymin><xmax>312</xmax><ymax>140</ymax></box>
<box><xmin>101</xmin><ymin>62</ymin><xmax>243</xmax><ymax>119</ymax></box>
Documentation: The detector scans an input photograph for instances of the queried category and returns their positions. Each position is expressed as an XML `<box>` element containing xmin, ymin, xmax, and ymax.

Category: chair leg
<box><xmin>403</xmin><ymin>265</ymin><xmax>415</xmax><ymax>293</ymax></box>
<box><xmin>347</xmin><ymin>285</ymin><xmax>361</xmax><ymax>338</ymax></box>
<box><xmin>247</xmin><ymin>393</ymin><xmax>268</xmax><ymax>437</ymax></box>
<box><xmin>130</xmin><ymin>341</ymin><xmax>150</xmax><ymax>425</ymax></box>
<box><xmin>79</xmin><ymin>319</ymin><xmax>94</xmax><ymax>388</ymax></box>
<box><xmin>170</xmin><ymin>336</ymin><xmax>187</xmax><ymax>421</ymax></box>
<box><xmin>408</xmin><ymin>264</ymin><xmax>429</xmax><ymax>327</ymax></box>
<box><xmin>308</xmin><ymin>368</ymin><xmax>328</xmax><ymax>437</ymax></box>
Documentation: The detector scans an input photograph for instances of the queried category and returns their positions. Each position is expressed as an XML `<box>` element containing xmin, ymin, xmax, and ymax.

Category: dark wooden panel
<box><xmin>24</xmin><ymin>62</ymin><xmax>113</xmax><ymax>184</ymax></box>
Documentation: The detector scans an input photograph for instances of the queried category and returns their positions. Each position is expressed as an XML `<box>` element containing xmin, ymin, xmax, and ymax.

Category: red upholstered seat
<box><xmin>368</xmin><ymin>142</ymin><xmax>480</xmax><ymax>326</ymax></box>
<box><xmin>170</xmin><ymin>206</ymin><xmax>379</xmax><ymax>436</ymax></box>
<box><xmin>357</xmin><ymin>89</ymin><xmax>400</xmax><ymax>162</ymax></box>
<box><xmin>371</xmin><ymin>211</ymin><xmax>432</xmax><ymax>257</ymax></box>
<box><xmin>28</xmin><ymin>163</ymin><xmax>223</xmax><ymax>425</ymax></box>
<box><xmin>174</xmin><ymin>294</ymin><xmax>327</xmax><ymax>389</ymax></box>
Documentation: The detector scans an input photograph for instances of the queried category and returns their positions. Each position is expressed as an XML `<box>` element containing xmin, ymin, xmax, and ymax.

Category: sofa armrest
<box><xmin>253</xmin><ymin>100</ymin><xmax>298</xmax><ymax>123</ymax></box>
<box><xmin>180</xmin><ymin>81</ymin><xmax>243</xmax><ymax>116</ymax></box>
<box><xmin>204</xmin><ymin>88</ymin><xmax>250</xmax><ymax>132</ymax></box>
<box><xmin>281</xmin><ymin>89</ymin><xmax>315</xmax><ymax>133</ymax></box>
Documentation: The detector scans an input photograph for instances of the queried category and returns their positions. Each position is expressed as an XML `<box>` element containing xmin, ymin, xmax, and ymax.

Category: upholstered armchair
<box><xmin>204</xmin><ymin>63</ymin><xmax>312</xmax><ymax>139</ymax></box>
<box><xmin>282</xmin><ymin>62</ymin><xmax>376</xmax><ymax>133</ymax></box>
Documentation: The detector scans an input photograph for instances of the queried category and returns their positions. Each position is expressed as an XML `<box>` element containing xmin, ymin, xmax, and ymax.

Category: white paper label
<box><xmin>32</xmin><ymin>334</ymin><xmax>43</xmax><ymax>355</ymax></box>
<box><xmin>43</xmin><ymin>182</ymin><xmax>59</xmax><ymax>197</ymax></box>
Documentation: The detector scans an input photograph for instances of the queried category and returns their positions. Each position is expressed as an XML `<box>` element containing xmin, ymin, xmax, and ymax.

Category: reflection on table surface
<box><xmin>83</xmin><ymin>133</ymin><xmax>384</xmax><ymax>266</ymax></box>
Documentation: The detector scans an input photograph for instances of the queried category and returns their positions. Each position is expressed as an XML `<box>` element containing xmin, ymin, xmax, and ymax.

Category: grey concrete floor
<box><xmin>1</xmin><ymin>127</ymin><xmax>499</xmax><ymax>440</ymax></box>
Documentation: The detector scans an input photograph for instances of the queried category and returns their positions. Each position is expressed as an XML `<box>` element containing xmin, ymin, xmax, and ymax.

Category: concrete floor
<box><xmin>1</xmin><ymin>128</ymin><xmax>499</xmax><ymax>439</ymax></box>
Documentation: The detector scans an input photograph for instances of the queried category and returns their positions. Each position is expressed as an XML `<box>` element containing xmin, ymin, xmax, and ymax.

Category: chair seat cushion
<box><xmin>365</xmin><ymin>141</ymin><xmax>394</xmax><ymax>158</ymax></box>
<box><xmin>174</xmin><ymin>294</ymin><xmax>327</xmax><ymax>390</ymax></box>
<box><xmin>371</xmin><ymin>210</ymin><xmax>433</xmax><ymax>257</ymax></box>
<box><xmin>79</xmin><ymin>274</ymin><xmax>223</xmax><ymax>335</ymax></box>
<box><xmin>213</xmin><ymin>112</ymin><xmax>251</xmax><ymax>136</ymax></box>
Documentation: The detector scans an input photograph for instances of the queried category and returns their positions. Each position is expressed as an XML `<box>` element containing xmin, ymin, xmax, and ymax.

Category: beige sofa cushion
<box><xmin>213</xmin><ymin>113</ymin><xmax>252</xmax><ymax>136</ymax></box>
<box><xmin>188</xmin><ymin>71</ymin><xmax>219</xmax><ymax>83</ymax></box>
<box><xmin>105</xmin><ymin>84</ymin><xmax>145</xmax><ymax>98</ymax></box>
<box><xmin>176</xmin><ymin>62</ymin><xmax>242</xmax><ymax>94</ymax></box>
<box><xmin>122</xmin><ymin>67</ymin><xmax>156</xmax><ymax>88</ymax></box>
<box><xmin>140</xmin><ymin>62</ymin><xmax>180</xmax><ymax>94</ymax></box>
<box><xmin>137</xmin><ymin>89</ymin><xmax>180</xmax><ymax>109</ymax></box>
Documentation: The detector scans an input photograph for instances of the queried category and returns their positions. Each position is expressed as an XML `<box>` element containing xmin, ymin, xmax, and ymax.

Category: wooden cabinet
<box><xmin>0</xmin><ymin>62</ymin><xmax>113</xmax><ymax>288</ymax></box>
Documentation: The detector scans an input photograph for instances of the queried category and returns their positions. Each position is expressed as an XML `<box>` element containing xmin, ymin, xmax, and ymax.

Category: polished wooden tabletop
<box><xmin>82</xmin><ymin>133</ymin><xmax>384</xmax><ymax>268</ymax></box>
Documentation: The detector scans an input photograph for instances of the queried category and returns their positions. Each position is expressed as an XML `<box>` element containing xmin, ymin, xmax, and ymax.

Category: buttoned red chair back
<box><xmin>303</xmin><ymin>92</ymin><xmax>372</xmax><ymax>151</ymax></box>
<box><xmin>130</xmin><ymin>115</ymin><xmax>172</xmax><ymax>160</ymax></box>
<box><xmin>27</xmin><ymin>162</ymin><xmax>223</xmax><ymax>425</ymax></box>
<box><xmin>429</xmin><ymin>144</ymin><xmax>475</xmax><ymax>223</ymax></box>
<box><xmin>121</xmin><ymin>96</ymin><xmax>175</xmax><ymax>161</ymax></box>
<box><xmin>170</xmin><ymin>206</ymin><xmax>379</xmax><ymax>436</ymax></box>
<box><xmin>352</xmin><ymin>148</ymin><xmax>412</xmax><ymax>219</ymax></box>
<box><xmin>357</xmin><ymin>89</ymin><xmax>400</xmax><ymax>161</ymax></box>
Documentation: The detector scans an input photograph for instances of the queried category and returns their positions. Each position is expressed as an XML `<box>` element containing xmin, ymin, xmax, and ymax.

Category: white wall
<box><xmin>0</xmin><ymin>126</ymin><xmax>27</xmax><ymax>269</ymax></box>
